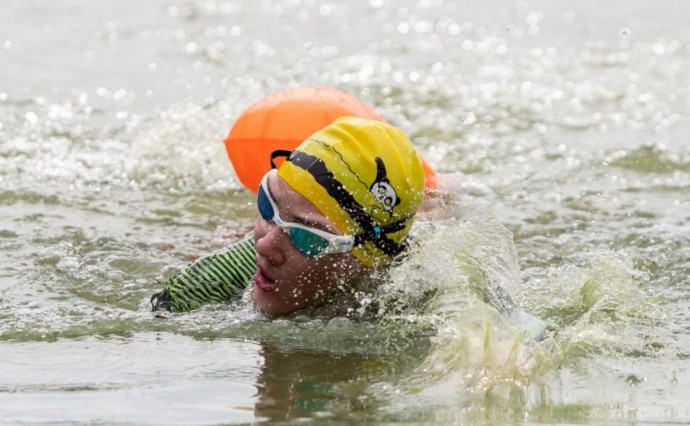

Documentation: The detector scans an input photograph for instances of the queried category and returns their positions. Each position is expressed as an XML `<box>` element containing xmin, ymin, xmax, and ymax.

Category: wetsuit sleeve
<box><xmin>150</xmin><ymin>237</ymin><xmax>257</xmax><ymax>313</ymax></box>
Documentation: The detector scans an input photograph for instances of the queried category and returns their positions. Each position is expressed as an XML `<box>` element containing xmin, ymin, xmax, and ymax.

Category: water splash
<box><xmin>127</xmin><ymin>100</ymin><xmax>240</xmax><ymax>193</ymax></box>
<box><xmin>528</xmin><ymin>253</ymin><xmax>662</xmax><ymax>359</ymax></box>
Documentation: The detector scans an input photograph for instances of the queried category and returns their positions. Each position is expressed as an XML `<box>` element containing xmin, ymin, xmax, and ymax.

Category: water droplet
<box><xmin>25</xmin><ymin>112</ymin><xmax>38</xmax><ymax>125</ymax></box>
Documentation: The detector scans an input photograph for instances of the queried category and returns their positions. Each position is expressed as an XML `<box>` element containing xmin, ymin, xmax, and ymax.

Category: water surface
<box><xmin>1</xmin><ymin>0</ymin><xmax>689</xmax><ymax>424</ymax></box>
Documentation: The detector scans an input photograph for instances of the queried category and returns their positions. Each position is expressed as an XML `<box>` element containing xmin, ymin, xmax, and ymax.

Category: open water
<box><xmin>1</xmin><ymin>0</ymin><xmax>690</xmax><ymax>424</ymax></box>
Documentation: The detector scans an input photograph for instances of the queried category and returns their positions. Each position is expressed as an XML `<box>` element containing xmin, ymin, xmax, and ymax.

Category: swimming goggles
<box><xmin>257</xmin><ymin>170</ymin><xmax>355</xmax><ymax>257</ymax></box>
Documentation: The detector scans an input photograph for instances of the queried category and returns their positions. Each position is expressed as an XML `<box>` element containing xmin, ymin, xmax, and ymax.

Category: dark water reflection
<box><xmin>2</xmin><ymin>0</ymin><xmax>690</xmax><ymax>423</ymax></box>
<box><xmin>255</xmin><ymin>345</ymin><xmax>387</xmax><ymax>422</ymax></box>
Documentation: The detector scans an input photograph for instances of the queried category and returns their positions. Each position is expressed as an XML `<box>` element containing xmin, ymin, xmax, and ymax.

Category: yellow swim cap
<box><xmin>276</xmin><ymin>116</ymin><xmax>425</xmax><ymax>267</ymax></box>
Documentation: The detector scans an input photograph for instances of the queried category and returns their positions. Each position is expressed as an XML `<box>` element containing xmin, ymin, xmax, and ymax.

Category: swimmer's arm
<box><xmin>150</xmin><ymin>237</ymin><xmax>257</xmax><ymax>312</ymax></box>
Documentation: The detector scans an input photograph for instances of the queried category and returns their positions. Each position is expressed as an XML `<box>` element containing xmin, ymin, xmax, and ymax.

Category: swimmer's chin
<box><xmin>251</xmin><ymin>273</ymin><xmax>292</xmax><ymax>316</ymax></box>
<box><xmin>251</xmin><ymin>280</ymin><xmax>316</xmax><ymax>317</ymax></box>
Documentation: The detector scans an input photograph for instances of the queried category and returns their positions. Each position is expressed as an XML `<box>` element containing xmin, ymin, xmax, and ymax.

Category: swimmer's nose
<box><xmin>254</xmin><ymin>218</ymin><xmax>287</xmax><ymax>265</ymax></box>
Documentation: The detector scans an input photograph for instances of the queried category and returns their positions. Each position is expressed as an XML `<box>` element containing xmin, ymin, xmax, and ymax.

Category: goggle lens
<box><xmin>257</xmin><ymin>186</ymin><xmax>274</xmax><ymax>221</ymax></box>
<box><xmin>289</xmin><ymin>228</ymin><xmax>330</xmax><ymax>257</ymax></box>
<box><xmin>257</xmin><ymin>180</ymin><xmax>335</xmax><ymax>257</ymax></box>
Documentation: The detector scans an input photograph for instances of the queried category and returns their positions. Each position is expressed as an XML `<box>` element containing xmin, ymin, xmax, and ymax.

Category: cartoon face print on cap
<box><xmin>368</xmin><ymin>158</ymin><xmax>401</xmax><ymax>221</ymax></box>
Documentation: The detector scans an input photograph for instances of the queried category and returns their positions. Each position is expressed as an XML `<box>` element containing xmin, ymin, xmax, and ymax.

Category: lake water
<box><xmin>1</xmin><ymin>0</ymin><xmax>689</xmax><ymax>424</ymax></box>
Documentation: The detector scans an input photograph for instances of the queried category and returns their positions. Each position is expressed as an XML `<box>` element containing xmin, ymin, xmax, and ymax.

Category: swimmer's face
<box><xmin>252</xmin><ymin>173</ymin><xmax>365</xmax><ymax>315</ymax></box>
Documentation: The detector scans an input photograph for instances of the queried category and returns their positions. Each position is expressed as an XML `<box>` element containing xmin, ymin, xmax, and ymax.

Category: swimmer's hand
<box><xmin>509</xmin><ymin>309</ymin><xmax>546</xmax><ymax>342</ymax></box>
<box><xmin>150</xmin><ymin>290</ymin><xmax>172</xmax><ymax>312</ymax></box>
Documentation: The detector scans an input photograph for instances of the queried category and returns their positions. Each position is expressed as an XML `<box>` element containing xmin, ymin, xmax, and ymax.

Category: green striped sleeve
<box><xmin>160</xmin><ymin>237</ymin><xmax>257</xmax><ymax>312</ymax></box>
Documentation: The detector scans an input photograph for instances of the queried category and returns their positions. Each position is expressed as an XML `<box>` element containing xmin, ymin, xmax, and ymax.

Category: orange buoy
<box><xmin>224</xmin><ymin>86</ymin><xmax>437</xmax><ymax>192</ymax></box>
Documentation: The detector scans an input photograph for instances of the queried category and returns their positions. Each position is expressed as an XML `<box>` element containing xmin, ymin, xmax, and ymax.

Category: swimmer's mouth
<box><xmin>254</xmin><ymin>268</ymin><xmax>279</xmax><ymax>293</ymax></box>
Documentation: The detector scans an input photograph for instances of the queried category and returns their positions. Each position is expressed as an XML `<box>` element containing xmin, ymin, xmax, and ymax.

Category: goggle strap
<box><xmin>270</xmin><ymin>150</ymin><xmax>293</xmax><ymax>169</ymax></box>
<box><xmin>353</xmin><ymin>216</ymin><xmax>412</xmax><ymax>256</ymax></box>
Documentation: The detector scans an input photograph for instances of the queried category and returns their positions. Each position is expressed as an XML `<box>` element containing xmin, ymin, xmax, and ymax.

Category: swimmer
<box><xmin>150</xmin><ymin>116</ymin><xmax>425</xmax><ymax>315</ymax></box>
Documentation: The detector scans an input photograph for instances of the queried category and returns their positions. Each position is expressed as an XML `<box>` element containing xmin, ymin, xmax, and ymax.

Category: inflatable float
<box><xmin>223</xmin><ymin>86</ymin><xmax>437</xmax><ymax>193</ymax></box>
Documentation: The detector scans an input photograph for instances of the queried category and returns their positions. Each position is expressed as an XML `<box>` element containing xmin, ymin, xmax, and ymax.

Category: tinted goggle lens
<box><xmin>257</xmin><ymin>185</ymin><xmax>274</xmax><ymax>221</ymax></box>
<box><xmin>289</xmin><ymin>228</ymin><xmax>330</xmax><ymax>257</ymax></box>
